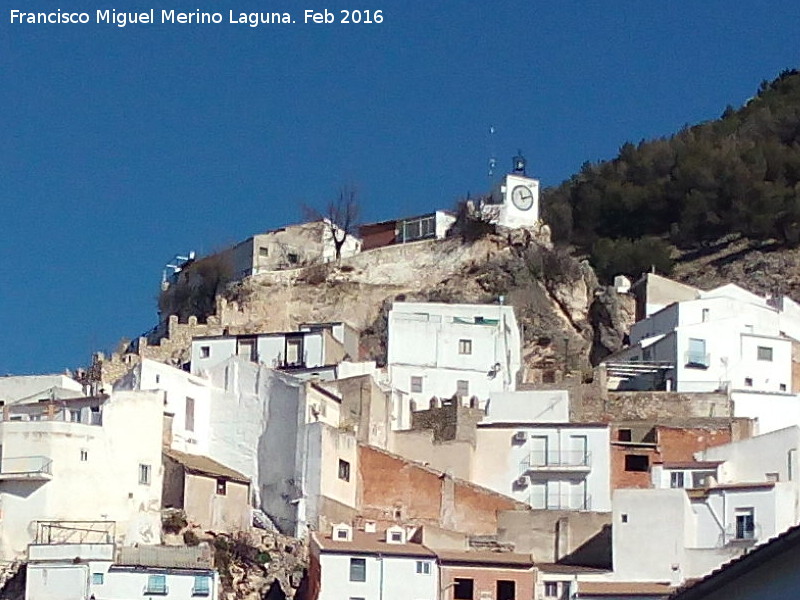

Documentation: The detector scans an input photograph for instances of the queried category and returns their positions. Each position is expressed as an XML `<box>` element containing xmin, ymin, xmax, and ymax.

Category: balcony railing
<box><xmin>520</xmin><ymin>451</ymin><xmax>592</xmax><ymax>474</ymax></box>
<box><xmin>685</xmin><ymin>351</ymin><xmax>710</xmax><ymax>369</ymax></box>
<box><xmin>527</xmin><ymin>492</ymin><xmax>592</xmax><ymax>511</ymax></box>
<box><xmin>0</xmin><ymin>456</ymin><xmax>53</xmax><ymax>481</ymax></box>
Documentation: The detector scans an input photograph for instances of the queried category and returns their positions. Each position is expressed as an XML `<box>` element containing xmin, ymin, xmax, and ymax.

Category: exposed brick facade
<box><xmin>610</xmin><ymin>423</ymin><xmax>739</xmax><ymax>490</ymax></box>
<box><xmin>439</xmin><ymin>564</ymin><xmax>535</xmax><ymax>600</ymax></box>
<box><xmin>357</xmin><ymin>445</ymin><xmax>527</xmax><ymax>535</ymax></box>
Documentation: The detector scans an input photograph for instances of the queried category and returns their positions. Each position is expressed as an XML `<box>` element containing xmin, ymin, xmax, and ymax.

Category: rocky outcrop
<box><xmin>588</xmin><ymin>286</ymin><xmax>636</xmax><ymax>366</ymax></box>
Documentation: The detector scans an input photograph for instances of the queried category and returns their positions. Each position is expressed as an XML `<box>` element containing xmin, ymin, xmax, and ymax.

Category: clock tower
<box><xmin>488</xmin><ymin>152</ymin><xmax>540</xmax><ymax>229</ymax></box>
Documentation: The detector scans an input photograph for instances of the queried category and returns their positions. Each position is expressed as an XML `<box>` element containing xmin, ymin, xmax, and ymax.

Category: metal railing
<box><xmin>520</xmin><ymin>451</ymin><xmax>592</xmax><ymax>472</ymax></box>
<box><xmin>527</xmin><ymin>492</ymin><xmax>592</xmax><ymax>511</ymax></box>
<box><xmin>0</xmin><ymin>456</ymin><xmax>52</xmax><ymax>477</ymax></box>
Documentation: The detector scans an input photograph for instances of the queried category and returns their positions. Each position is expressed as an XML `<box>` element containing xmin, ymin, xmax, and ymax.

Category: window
<box><xmin>145</xmin><ymin>574</ymin><xmax>167</xmax><ymax>595</ymax></box>
<box><xmin>200</xmin><ymin>346</ymin><xmax>210</xmax><ymax>359</ymax></box>
<box><xmin>745</xmin><ymin>377</ymin><xmax>753</xmax><ymax>387</ymax></box>
<box><xmin>686</xmin><ymin>338</ymin><xmax>707</xmax><ymax>367</ymax></box>
<box><xmin>670</xmin><ymin>472</ymin><xmax>685</xmax><ymax>488</ymax></box>
<box><xmin>453</xmin><ymin>578</ymin><xmax>474</xmax><ymax>600</ymax></box>
<box><xmin>692</xmin><ymin>471</ymin><xmax>715</xmax><ymax>488</ymax></box>
<box><xmin>702</xmin><ymin>308</ymin><xmax>710</xmax><ymax>322</ymax></box>
<box><xmin>287</xmin><ymin>252</ymin><xmax>299</xmax><ymax>264</ymax></box>
<box><xmin>92</xmin><ymin>573</ymin><xmax>104</xmax><ymax>585</ymax></box>
<box><xmin>735</xmin><ymin>508</ymin><xmax>755</xmax><ymax>540</ymax></box>
<box><xmin>185</xmin><ymin>397</ymin><xmax>195</xmax><ymax>432</ymax></box>
<box><xmin>338</xmin><ymin>459</ymin><xmax>351</xmax><ymax>482</ymax></box>
<box><xmin>456</xmin><ymin>380</ymin><xmax>469</xmax><ymax>397</ymax></box>
<box><xmin>624</xmin><ymin>455</ymin><xmax>649</xmax><ymax>472</ymax></box>
<box><xmin>349</xmin><ymin>557</ymin><xmax>366</xmax><ymax>582</ymax></box>
<box><xmin>69</xmin><ymin>409</ymin><xmax>81</xmax><ymax>423</ymax></box>
<box><xmin>544</xmin><ymin>582</ymin><xmax>559</xmax><ymax>597</ymax></box>
<box><xmin>139</xmin><ymin>463</ymin><xmax>152</xmax><ymax>485</ymax></box>
<box><xmin>80</xmin><ymin>449</ymin><xmax>88</xmax><ymax>462</ymax></box>
<box><xmin>757</xmin><ymin>346</ymin><xmax>774</xmax><ymax>361</ymax></box>
<box><xmin>497</xmin><ymin>580</ymin><xmax>516</xmax><ymax>600</ymax></box>
<box><xmin>780</xmin><ymin>383</ymin><xmax>788</xmax><ymax>392</ymax></box>
<box><xmin>258</xmin><ymin>246</ymin><xmax>269</xmax><ymax>257</ymax></box>
<box><xmin>216</xmin><ymin>478</ymin><xmax>227</xmax><ymax>495</ymax></box>
<box><xmin>192</xmin><ymin>576</ymin><xmax>210</xmax><ymax>597</ymax></box>
<box><xmin>336</xmin><ymin>528</ymin><xmax>349</xmax><ymax>540</ymax></box>
<box><xmin>410</xmin><ymin>376</ymin><xmax>423</xmax><ymax>393</ymax></box>
<box><xmin>621</xmin><ymin>514</ymin><xmax>628</xmax><ymax>523</ymax></box>
<box><xmin>458</xmin><ymin>339</ymin><xmax>473</xmax><ymax>355</ymax></box>
<box><xmin>642</xmin><ymin>348</ymin><xmax>652</xmax><ymax>361</ymax></box>
<box><xmin>155</xmin><ymin>374</ymin><xmax>160</xmax><ymax>384</ymax></box>
<box><xmin>766</xmin><ymin>472</ymin><xmax>780</xmax><ymax>482</ymax></box>
<box><xmin>389</xmin><ymin>530</ymin><xmax>403</xmax><ymax>543</ymax></box>
<box><xmin>286</xmin><ymin>338</ymin><xmax>303</xmax><ymax>366</ymax></box>
<box><xmin>415</xmin><ymin>561</ymin><xmax>431</xmax><ymax>574</ymax></box>
<box><xmin>617</xmin><ymin>429</ymin><xmax>632</xmax><ymax>442</ymax></box>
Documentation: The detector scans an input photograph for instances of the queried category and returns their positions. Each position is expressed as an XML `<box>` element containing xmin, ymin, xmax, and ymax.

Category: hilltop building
<box><xmin>387</xmin><ymin>301</ymin><xmax>521</xmax><ymax>409</ymax></box>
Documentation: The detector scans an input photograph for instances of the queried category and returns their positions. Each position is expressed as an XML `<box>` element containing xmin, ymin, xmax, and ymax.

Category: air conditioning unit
<box><xmin>513</xmin><ymin>431</ymin><xmax>528</xmax><ymax>443</ymax></box>
<box><xmin>515</xmin><ymin>475</ymin><xmax>530</xmax><ymax>488</ymax></box>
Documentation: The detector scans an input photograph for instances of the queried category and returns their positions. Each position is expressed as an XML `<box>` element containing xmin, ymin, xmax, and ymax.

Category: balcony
<box><xmin>0</xmin><ymin>456</ymin><xmax>53</xmax><ymax>481</ymax></box>
<box><xmin>527</xmin><ymin>492</ymin><xmax>592</xmax><ymax>511</ymax></box>
<box><xmin>520</xmin><ymin>451</ymin><xmax>592</xmax><ymax>474</ymax></box>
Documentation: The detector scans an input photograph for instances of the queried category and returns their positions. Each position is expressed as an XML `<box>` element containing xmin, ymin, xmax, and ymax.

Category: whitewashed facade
<box><xmin>472</xmin><ymin>422</ymin><xmax>611</xmax><ymax>511</ymax></box>
<box><xmin>606</xmin><ymin>283</ymin><xmax>800</xmax><ymax>433</ymax></box>
<box><xmin>0</xmin><ymin>391</ymin><xmax>164</xmax><ymax>560</ymax></box>
<box><xmin>311</xmin><ymin>525</ymin><xmax>438</xmax><ymax>600</ymax></box>
<box><xmin>26</xmin><ymin>543</ymin><xmax>219</xmax><ymax>600</ymax></box>
<box><xmin>387</xmin><ymin>302</ymin><xmax>521</xmax><ymax>410</ymax></box>
<box><xmin>612</xmin><ymin>427</ymin><xmax>800</xmax><ymax>584</ymax></box>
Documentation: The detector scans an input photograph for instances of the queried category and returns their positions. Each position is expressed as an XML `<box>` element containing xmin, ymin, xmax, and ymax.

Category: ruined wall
<box><xmin>357</xmin><ymin>445</ymin><xmax>526</xmax><ymax>536</ymax></box>
<box><xmin>410</xmin><ymin>401</ymin><xmax>485</xmax><ymax>445</ymax></box>
<box><xmin>573</xmin><ymin>390</ymin><xmax>732</xmax><ymax>422</ymax></box>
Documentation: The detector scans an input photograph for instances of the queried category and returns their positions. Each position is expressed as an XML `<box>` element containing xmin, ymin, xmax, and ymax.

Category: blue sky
<box><xmin>1</xmin><ymin>1</ymin><xmax>798</xmax><ymax>374</ymax></box>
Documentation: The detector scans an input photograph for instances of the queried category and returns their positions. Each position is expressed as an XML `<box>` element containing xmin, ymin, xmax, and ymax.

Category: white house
<box><xmin>472</xmin><ymin>422</ymin><xmax>611</xmax><ymax>512</ymax></box>
<box><xmin>387</xmin><ymin>302</ymin><xmax>521</xmax><ymax>410</ymax></box>
<box><xmin>114</xmin><ymin>358</ymin><xmax>226</xmax><ymax>456</ymax></box>
<box><xmin>219</xmin><ymin>219</ymin><xmax>362</xmax><ymax>280</ymax></box>
<box><xmin>0</xmin><ymin>390</ymin><xmax>165</xmax><ymax>560</ymax></box>
<box><xmin>190</xmin><ymin>328</ymin><xmax>345</xmax><ymax>380</ymax></box>
<box><xmin>310</xmin><ymin>524</ymin><xmax>439</xmax><ymax>600</ymax></box>
<box><xmin>605</xmin><ymin>282</ymin><xmax>800</xmax><ymax>433</ymax></box>
<box><xmin>0</xmin><ymin>373</ymin><xmax>84</xmax><ymax>404</ymax></box>
<box><xmin>26</xmin><ymin>542</ymin><xmax>219</xmax><ymax>600</ymax></box>
<box><xmin>612</xmin><ymin>427</ymin><xmax>800</xmax><ymax>584</ymax></box>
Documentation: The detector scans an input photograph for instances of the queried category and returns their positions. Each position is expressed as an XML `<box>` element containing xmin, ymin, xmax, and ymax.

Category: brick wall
<box><xmin>357</xmin><ymin>445</ymin><xmax>526</xmax><ymax>535</ymax></box>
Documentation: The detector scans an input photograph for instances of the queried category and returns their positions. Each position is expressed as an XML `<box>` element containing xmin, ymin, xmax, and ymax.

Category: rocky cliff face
<box><xmin>211</xmin><ymin>230</ymin><xmax>633</xmax><ymax>379</ymax></box>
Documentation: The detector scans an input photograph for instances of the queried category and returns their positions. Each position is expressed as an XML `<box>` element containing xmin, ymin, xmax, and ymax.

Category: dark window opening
<box><xmin>497</xmin><ymin>580</ymin><xmax>516</xmax><ymax>600</ymax></box>
<box><xmin>338</xmin><ymin>459</ymin><xmax>351</xmax><ymax>482</ymax></box>
<box><xmin>625</xmin><ymin>454</ymin><xmax>649</xmax><ymax>472</ymax></box>
<box><xmin>216</xmin><ymin>478</ymin><xmax>227</xmax><ymax>495</ymax></box>
<box><xmin>617</xmin><ymin>429</ymin><xmax>632</xmax><ymax>442</ymax></box>
<box><xmin>349</xmin><ymin>557</ymin><xmax>366</xmax><ymax>582</ymax></box>
<box><xmin>454</xmin><ymin>578</ymin><xmax>474</xmax><ymax>600</ymax></box>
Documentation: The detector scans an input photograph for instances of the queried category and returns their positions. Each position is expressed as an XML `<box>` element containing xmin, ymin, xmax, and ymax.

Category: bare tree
<box><xmin>304</xmin><ymin>185</ymin><xmax>361</xmax><ymax>260</ymax></box>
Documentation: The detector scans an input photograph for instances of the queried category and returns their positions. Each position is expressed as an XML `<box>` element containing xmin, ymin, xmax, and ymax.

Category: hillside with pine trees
<box><xmin>543</xmin><ymin>68</ymin><xmax>800</xmax><ymax>284</ymax></box>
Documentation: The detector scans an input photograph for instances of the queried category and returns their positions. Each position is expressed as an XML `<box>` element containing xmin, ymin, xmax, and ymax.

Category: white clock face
<box><xmin>511</xmin><ymin>185</ymin><xmax>534</xmax><ymax>211</ymax></box>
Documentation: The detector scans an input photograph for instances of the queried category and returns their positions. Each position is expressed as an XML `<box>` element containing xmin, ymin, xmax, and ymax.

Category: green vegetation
<box><xmin>543</xmin><ymin>69</ymin><xmax>800</xmax><ymax>281</ymax></box>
